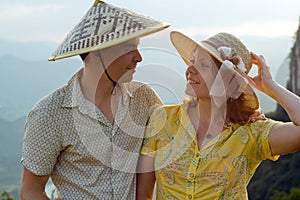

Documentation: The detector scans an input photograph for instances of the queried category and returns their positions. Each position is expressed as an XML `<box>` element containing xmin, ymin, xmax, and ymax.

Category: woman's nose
<box><xmin>187</xmin><ymin>65</ymin><xmax>197</xmax><ymax>74</ymax></box>
<box><xmin>186</xmin><ymin>65</ymin><xmax>196</xmax><ymax>79</ymax></box>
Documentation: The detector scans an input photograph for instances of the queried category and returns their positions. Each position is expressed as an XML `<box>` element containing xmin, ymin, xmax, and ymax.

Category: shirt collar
<box><xmin>62</xmin><ymin>68</ymin><xmax>85</xmax><ymax>108</ymax></box>
<box><xmin>62</xmin><ymin>68</ymin><xmax>133</xmax><ymax>110</ymax></box>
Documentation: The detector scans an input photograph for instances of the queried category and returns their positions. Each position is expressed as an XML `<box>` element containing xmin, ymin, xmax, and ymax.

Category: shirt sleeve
<box><xmin>140</xmin><ymin>107</ymin><xmax>165</xmax><ymax>158</ymax></box>
<box><xmin>142</xmin><ymin>84</ymin><xmax>164</xmax><ymax>115</ymax></box>
<box><xmin>250</xmin><ymin>119</ymin><xmax>279</xmax><ymax>161</ymax></box>
<box><xmin>21</xmin><ymin>107</ymin><xmax>63</xmax><ymax>176</ymax></box>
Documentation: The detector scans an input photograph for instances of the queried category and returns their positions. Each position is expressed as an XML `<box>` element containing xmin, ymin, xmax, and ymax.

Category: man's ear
<box><xmin>89</xmin><ymin>51</ymin><xmax>98</xmax><ymax>59</ymax></box>
<box><xmin>86</xmin><ymin>51</ymin><xmax>102</xmax><ymax>64</ymax></box>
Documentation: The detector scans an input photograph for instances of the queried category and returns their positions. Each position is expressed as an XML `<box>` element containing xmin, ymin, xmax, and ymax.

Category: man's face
<box><xmin>100</xmin><ymin>38</ymin><xmax>142</xmax><ymax>83</ymax></box>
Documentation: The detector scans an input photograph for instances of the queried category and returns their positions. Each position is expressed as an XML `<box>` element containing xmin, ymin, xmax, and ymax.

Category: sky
<box><xmin>0</xmin><ymin>0</ymin><xmax>299</xmax><ymax>42</ymax></box>
<box><xmin>1</xmin><ymin>0</ymin><xmax>299</xmax><ymax>112</ymax></box>
<box><xmin>1</xmin><ymin>0</ymin><xmax>299</xmax><ymax>66</ymax></box>
<box><xmin>0</xmin><ymin>0</ymin><xmax>299</xmax><ymax>75</ymax></box>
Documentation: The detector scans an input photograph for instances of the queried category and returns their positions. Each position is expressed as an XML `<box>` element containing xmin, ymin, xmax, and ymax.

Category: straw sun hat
<box><xmin>48</xmin><ymin>0</ymin><xmax>170</xmax><ymax>61</ymax></box>
<box><xmin>170</xmin><ymin>31</ymin><xmax>259</xmax><ymax>110</ymax></box>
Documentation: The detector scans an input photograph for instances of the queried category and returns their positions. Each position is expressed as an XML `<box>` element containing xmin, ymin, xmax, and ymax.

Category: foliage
<box><xmin>248</xmin><ymin>142</ymin><xmax>300</xmax><ymax>200</ymax></box>
<box><xmin>0</xmin><ymin>191</ymin><xmax>14</xmax><ymax>200</ymax></box>
<box><xmin>248</xmin><ymin>104</ymin><xmax>300</xmax><ymax>199</ymax></box>
<box><xmin>270</xmin><ymin>188</ymin><xmax>300</xmax><ymax>200</ymax></box>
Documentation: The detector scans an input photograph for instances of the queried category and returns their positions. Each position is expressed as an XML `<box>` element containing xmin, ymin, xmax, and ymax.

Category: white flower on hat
<box><xmin>218</xmin><ymin>46</ymin><xmax>232</xmax><ymax>57</ymax></box>
<box><xmin>217</xmin><ymin>46</ymin><xmax>247</xmax><ymax>72</ymax></box>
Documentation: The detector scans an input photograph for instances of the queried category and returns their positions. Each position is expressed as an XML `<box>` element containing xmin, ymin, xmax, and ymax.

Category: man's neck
<box><xmin>80</xmin><ymin>67</ymin><xmax>116</xmax><ymax>104</ymax></box>
<box><xmin>80</xmin><ymin>67</ymin><xmax>121</xmax><ymax>123</ymax></box>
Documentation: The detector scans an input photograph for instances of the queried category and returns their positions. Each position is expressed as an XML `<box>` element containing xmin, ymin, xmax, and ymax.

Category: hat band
<box><xmin>97</xmin><ymin>51</ymin><xmax>119</xmax><ymax>95</ymax></box>
<box><xmin>202</xmin><ymin>37</ymin><xmax>222</xmax><ymax>51</ymax></box>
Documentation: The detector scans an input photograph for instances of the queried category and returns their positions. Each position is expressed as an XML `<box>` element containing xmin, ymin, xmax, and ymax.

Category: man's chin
<box><xmin>118</xmin><ymin>76</ymin><xmax>133</xmax><ymax>83</ymax></box>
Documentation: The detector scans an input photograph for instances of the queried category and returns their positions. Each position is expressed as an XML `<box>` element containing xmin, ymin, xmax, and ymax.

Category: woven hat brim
<box><xmin>170</xmin><ymin>31</ymin><xmax>259</xmax><ymax>110</ymax></box>
<box><xmin>170</xmin><ymin>31</ymin><xmax>225</xmax><ymax>67</ymax></box>
<box><xmin>48</xmin><ymin>24</ymin><xmax>170</xmax><ymax>61</ymax></box>
<box><xmin>48</xmin><ymin>1</ymin><xmax>170</xmax><ymax>61</ymax></box>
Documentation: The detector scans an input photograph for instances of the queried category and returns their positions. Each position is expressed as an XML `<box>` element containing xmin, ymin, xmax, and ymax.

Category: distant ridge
<box><xmin>0</xmin><ymin>32</ymin><xmax>293</xmax><ymax>120</ymax></box>
<box><xmin>0</xmin><ymin>54</ymin><xmax>81</xmax><ymax>121</ymax></box>
<box><xmin>0</xmin><ymin>39</ymin><xmax>56</xmax><ymax>61</ymax></box>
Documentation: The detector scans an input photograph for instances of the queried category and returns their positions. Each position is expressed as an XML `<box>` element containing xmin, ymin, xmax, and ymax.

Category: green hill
<box><xmin>0</xmin><ymin>117</ymin><xmax>26</xmax><ymax>199</ymax></box>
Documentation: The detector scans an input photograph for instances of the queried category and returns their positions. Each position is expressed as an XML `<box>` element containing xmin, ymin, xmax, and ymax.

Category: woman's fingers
<box><xmin>249</xmin><ymin>107</ymin><xmax>267</xmax><ymax>122</ymax></box>
<box><xmin>251</xmin><ymin>52</ymin><xmax>268</xmax><ymax>67</ymax></box>
<box><xmin>251</xmin><ymin>52</ymin><xmax>272</xmax><ymax>74</ymax></box>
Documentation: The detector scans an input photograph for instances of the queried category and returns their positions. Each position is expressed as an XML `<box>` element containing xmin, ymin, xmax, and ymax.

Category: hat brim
<box><xmin>170</xmin><ymin>31</ymin><xmax>259</xmax><ymax>110</ymax></box>
<box><xmin>48</xmin><ymin>1</ymin><xmax>171</xmax><ymax>61</ymax></box>
<box><xmin>48</xmin><ymin>24</ymin><xmax>170</xmax><ymax>61</ymax></box>
<box><xmin>170</xmin><ymin>31</ymin><xmax>225</xmax><ymax>67</ymax></box>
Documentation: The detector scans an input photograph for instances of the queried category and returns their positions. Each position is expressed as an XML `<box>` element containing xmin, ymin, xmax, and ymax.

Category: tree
<box><xmin>0</xmin><ymin>191</ymin><xmax>14</xmax><ymax>200</ymax></box>
<box><xmin>270</xmin><ymin>188</ymin><xmax>300</xmax><ymax>200</ymax></box>
<box><xmin>289</xmin><ymin>188</ymin><xmax>300</xmax><ymax>200</ymax></box>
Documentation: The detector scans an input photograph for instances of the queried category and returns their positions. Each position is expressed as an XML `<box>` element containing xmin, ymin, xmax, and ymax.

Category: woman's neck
<box><xmin>188</xmin><ymin>98</ymin><xmax>229</xmax><ymax>149</ymax></box>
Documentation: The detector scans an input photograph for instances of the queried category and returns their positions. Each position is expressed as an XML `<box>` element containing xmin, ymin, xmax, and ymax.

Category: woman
<box><xmin>136</xmin><ymin>31</ymin><xmax>300</xmax><ymax>199</ymax></box>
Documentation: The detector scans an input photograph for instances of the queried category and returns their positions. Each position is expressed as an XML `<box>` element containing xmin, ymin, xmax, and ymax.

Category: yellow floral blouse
<box><xmin>141</xmin><ymin>103</ymin><xmax>279</xmax><ymax>200</ymax></box>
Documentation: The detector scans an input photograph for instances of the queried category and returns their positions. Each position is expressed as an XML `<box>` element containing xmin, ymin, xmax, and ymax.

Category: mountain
<box><xmin>0</xmin><ymin>54</ymin><xmax>81</xmax><ymax>121</ymax></box>
<box><xmin>248</xmin><ymin>22</ymin><xmax>300</xmax><ymax>200</ymax></box>
<box><xmin>255</xmin><ymin>56</ymin><xmax>291</xmax><ymax>113</ymax></box>
<box><xmin>0</xmin><ymin>117</ymin><xmax>26</xmax><ymax>199</ymax></box>
<box><xmin>0</xmin><ymin>33</ymin><xmax>187</xmax><ymax>121</ymax></box>
<box><xmin>0</xmin><ymin>32</ymin><xmax>292</xmax><ymax>121</ymax></box>
<box><xmin>0</xmin><ymin>39</ymin><xmax>56</xmax><ymax>61</ymax></box>
<box><xmin>0</xmin><ymin>29</ymin><xmax>295</xmax><ymax>121</ymax></box>
<box><xmin>0</xmin><ymin>52</ymin><xmax>186</xmax><ymax>121</ymax></box>
<box><xmin>0</xmin><ymin>28</ymin><xmax>298</xmax><ymax>199</ymax></box>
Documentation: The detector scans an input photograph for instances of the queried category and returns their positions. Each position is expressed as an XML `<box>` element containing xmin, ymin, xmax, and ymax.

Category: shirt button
<box><xmin>188</xmin><ymin>194</ymin><xmax>192</xmax><ymax>199</ymax></box>
<box><xmin>190</xmin><ymin>173</ymin><xmax>194</xmax><ymax>178</ymax></box>
<box><xmin>196</xmin><ymin>153</ymin><xmax>200</xmax><ymax>157</ymax></box>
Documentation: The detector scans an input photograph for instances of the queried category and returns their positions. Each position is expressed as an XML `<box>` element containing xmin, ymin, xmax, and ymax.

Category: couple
<box><xmin>20</xmin><ymin>1</ymin><xmax>300</xmax><ymax>200</ymax></box>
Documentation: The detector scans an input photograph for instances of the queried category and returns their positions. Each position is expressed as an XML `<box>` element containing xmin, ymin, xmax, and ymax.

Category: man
<box><xmin>20</xmin><ymin>1</ymin><xmax>170</xmax><ymax>199</ymax></box>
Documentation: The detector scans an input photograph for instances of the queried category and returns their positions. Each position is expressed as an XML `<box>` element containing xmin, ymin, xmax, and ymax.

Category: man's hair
<box><xmin>80</xmin><ymin>53</ymin><xmax>89</xmax><ymax>61</ymax></box>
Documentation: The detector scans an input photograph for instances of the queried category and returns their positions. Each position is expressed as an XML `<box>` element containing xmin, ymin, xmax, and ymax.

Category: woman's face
<box><xmin>185</xmin><ymin>46</ymin><xmax>218</xmax><ymax>98</ymax></box>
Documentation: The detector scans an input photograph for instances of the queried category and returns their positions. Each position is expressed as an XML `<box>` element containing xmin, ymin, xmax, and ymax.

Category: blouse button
<box><xmin>188</xmin><ymin>194</ymin><xmax>192</xmax><ymax>199</ymax></box>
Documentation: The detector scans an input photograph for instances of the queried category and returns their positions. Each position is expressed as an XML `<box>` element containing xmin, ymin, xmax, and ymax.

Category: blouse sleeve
<box><xmin>250</xmin><ymin>119</ymin><xmax>279</xmax><ymax>161</ymax></box>
<box><xmin>141</xmin><ymin>106</ymin><xmax>166</xmax><ymax>158</ymax></box>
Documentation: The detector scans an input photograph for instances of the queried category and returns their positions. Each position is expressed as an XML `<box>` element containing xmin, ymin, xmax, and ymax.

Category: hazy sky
<box><xmin>0</xmin><ymin>0</ymin><xmax>299</xmax><ymax>113</ymax></box>
<box><xmin>1</xmin><ymin>0</ymin><xmax>299</xmax><ymax>42</ymax></box>
<box><xmin>0</xmin><ymin>0</ymin><xmax>299</xmax><ymax>74</ymax></box>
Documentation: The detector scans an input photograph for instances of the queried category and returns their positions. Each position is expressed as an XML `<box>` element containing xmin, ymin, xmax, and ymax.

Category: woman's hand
<box><xmin>246</xmin><ymin>52</ymin><xmax>276</xmax><ymax>97</ymax></box>
<box><xmin>249</xmin><ymin>107</ymin><xmax>267</xmax><ymax>122</ymax></box>
<box><xmin>247</xmin><ymin>53</ymin><xmax>300</xmax><ymax>155</ymax></box>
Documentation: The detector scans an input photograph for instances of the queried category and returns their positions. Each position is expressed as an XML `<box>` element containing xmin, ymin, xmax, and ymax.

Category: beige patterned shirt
<box><xmin>22</xmin><ymin>69</ymin><xmax>163</xmax><ymax>200</ymax></box>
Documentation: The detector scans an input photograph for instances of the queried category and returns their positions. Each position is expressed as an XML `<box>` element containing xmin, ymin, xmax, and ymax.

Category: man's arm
<box><xmin>136</xmin><ymin>155</ymin><xmax>156</xmax><ymax>200</ymax></box>
<box><xmin>20</xmin><ymin>167</ymin><xmax>50</xmax><ymax>200</ymax></box>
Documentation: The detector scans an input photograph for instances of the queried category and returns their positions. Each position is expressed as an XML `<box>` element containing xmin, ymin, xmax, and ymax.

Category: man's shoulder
<box><xmin>124</xmin><ymin>80</ymin><xmax>151</xmax><ymax>91</ymax></box>
<box><xmin>31</xmin><ymin>85</ymin><xmax>68</xmax><ymax>113</ymax></box>
<box><xmin>124</xmin><ymin>80</ymin><xmax>156</xmax><ymax>97</ymax></box>
<box><xmin>32</xmin><ymin>70</ymin><xmax>82</xmax><ymax>112</ymax></box>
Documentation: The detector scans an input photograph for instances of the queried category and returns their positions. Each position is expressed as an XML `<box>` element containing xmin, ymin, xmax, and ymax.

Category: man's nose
<box><xmin>133</xmin><ymin>50</ymin><xmax>142</xmax><ymax>62</ymax></box>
